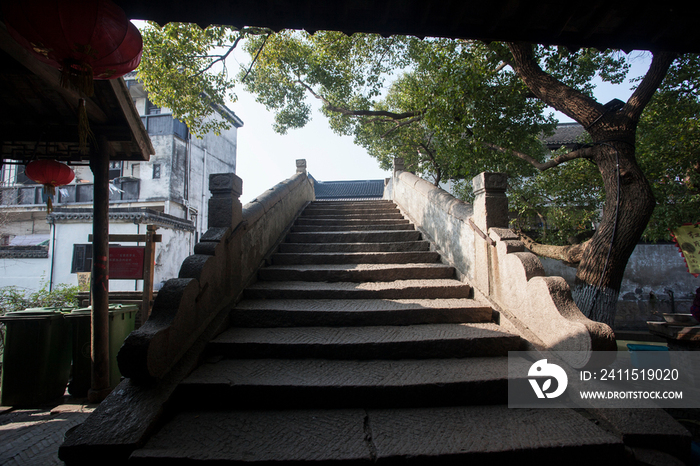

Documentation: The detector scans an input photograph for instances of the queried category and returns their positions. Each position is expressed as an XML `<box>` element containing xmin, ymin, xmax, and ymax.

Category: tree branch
<box><xmin>418</xmin><ymin>143</ymin><xmax>441</xmax><ymax>185</ymax></box>
<box><xmin>624</xmin><ymin>51</ymin><xmax>677</xmax><ymax>122</ymax></box>
<box><xmin>190</xmin><ymin>34</ymin><xmax>245</xmax><ymax>78</ymax></box>
<box><xmin>483</xmin><ymin>142</ymin><xmax>594</xmax><ymax>171</ymax></box>
<box><xmin>241</xmin><ymin>34</ymin><xmax>270</xmax><ymax>82</ymax></box>
<box><xmin>518</xmin><ymin>231</ymin><xmax>591</xmax><ymax>266</ymax></box>
<box><xmin>298</xmin><ymin>80</ymin><xmax>425</xmax><ymax>120</ymax></box>
<box><xmin>381</xmin><ymin>115</ymin><xmax>424</xmax><ymax>138</ymax></box>
<box><xmin>506</xmin><ymin>42</ymin><xmax>604</xmax><ymax>127</ymax></box>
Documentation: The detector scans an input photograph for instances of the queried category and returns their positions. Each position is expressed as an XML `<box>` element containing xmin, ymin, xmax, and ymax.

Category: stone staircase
<box><xmin>128</xmin><ymin>200</ymin><xmax>625</xmax><ymax>464</ymax></box>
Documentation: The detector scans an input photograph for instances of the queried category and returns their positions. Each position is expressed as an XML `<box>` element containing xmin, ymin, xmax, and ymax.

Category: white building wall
<box><xmin>50</xmin><ymin>221</ymin><xmax>194</xmax><ymax>292</ymax></box>
<box><xmin>0</xmin><ymin>256</ymin><xmax>51</xmax><ymax>291</ymax></box>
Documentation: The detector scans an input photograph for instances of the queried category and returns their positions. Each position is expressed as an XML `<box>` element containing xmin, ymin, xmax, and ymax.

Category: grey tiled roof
<box><xmin>544</xmin><ymin>123</ymin><xmax>586</xmax><ymax>149</ymax></box>
<box><xmin>313</xmin><ymin>178</ymin><xmax>385</xmax><ymax>200</ymax></box>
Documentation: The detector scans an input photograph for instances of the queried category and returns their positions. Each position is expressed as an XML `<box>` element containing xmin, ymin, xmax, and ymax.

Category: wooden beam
<box><xmin>0</xmin><ymin>125</ymin><xmax>134</xmax><ymax>143</ymax></box>
<box><xmin>141</xmin><ymin>225</ymin><xmax>157</xmax><ymax>325</ymax></box>
<box><xmin>109</xmin><ymin>79</ymin><xmax>154</xmax><ymax>161</ymax></box>
<box><xmin>88</xmin><ymin>136</ymin><xmax>113</xmax><ymax>404</ymax></box>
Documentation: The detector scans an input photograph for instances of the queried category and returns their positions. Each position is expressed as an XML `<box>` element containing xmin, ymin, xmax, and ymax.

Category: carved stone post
<box><xmin>393</xmin><ymin>157</ymin><xmax>405</xmax><ymax>175</ymax></box>
<box><xmin>472</xmin><ymin>172</ymin><xmax>509</xmax><ymax>296</ymax></box>
<box><xmin>296</xmin><ymin>159</ymin><xmax>307</xmax><ymax>174</ymax></box>
<box><xmin>208</xmin><ymin>173</ymin><xmax>243</xmax><ymax>229</ymax></box>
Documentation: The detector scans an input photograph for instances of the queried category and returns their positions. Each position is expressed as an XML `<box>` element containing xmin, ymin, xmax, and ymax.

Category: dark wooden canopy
<box><xmin>0</xmin><ymin>23</ymin><xmax>153</xmax><ymax>163</ymax></box>
<box><xmin>117</xmin><ymin>0</ymin><xmax>700</xmax><ymax>53</ymax></box>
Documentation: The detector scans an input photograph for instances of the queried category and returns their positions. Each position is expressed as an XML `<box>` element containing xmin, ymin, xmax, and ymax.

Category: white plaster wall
<box><xmin>188</xmin><ymin>121</ymin><xmax>238</xmax><ymax>236</ymax></box>
<box><xmin>51</xmin><ymin>221</ymin><xmax>194</xmax><ymax>293</ymax></box>
<box><xmin>137</xmin><ymin>135</ymin><xmax>174</xmax><ymax>205</ymax></box>
<box><xmin>541</xmin><ymin>243</ymin><xmax>698</xmax><ymax>301</ymax></box>
<box><xmin>0</xmin><ymin>256</ymin><xmax>51</xmax><ymax>291</ymax></box>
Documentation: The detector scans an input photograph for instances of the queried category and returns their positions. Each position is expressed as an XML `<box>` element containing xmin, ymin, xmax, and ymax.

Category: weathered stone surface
<box><xmin>130</xmin><ymin>406</ymin><xmax>625</xmax><ymax>465</ymax></box>
<box><xmin>295</xmin><ymin>217</ymin><xmax>409</xmax><ymax>226</ymax></box>
<box><xmin>588</xmin><ymin>408</ymin><xmax>691</xmax><ymax>460</ymax></box>
<box><xmin>210</xmin><ymin>323</ymin><xmax>521</xmax><ymax>359</ymax></box>
<box><xmin>369</xmin><ymin>405</ymin><xmax>623</xmax><ymax>463</ymax></box>
<box><xmin>230</xmin><ymin>298</ymin><xmax>493</xmax><ymax>326</ymax></box>
<box><xmin>259</xmin><ymin>263</ymin><xmax>455</xmax><ymax>282</ymax></box>
<box><xmin>301</xmin><ymin>212</ymin><xmax>405</xmax><ymax>220</ymax></box>
<box><xmin>243</xmin><ymin>279</ymin><xmax>471</xmax><ymax>300</ymax></box>
<box><xmin>278</xmin><ymin>240</ymin><xmax>431</xmax><ymax>253</ymax></box>
<box><xmin>199</xmin><ymin>227</ymin><xmax>229</xmax><ymax>243</ymax></box>
<box><xmin>272</xmin><ymin>251</ymin><xmax>441</xmax><ymax>265</ymax></box>
<box><xmin>208</xmin><ymin>173</ymin><xmax>243</xmax><ymax>196</ymax></box>
<box><xmin>177</xmin><ymin>357</ymin><xmax>512</xmax><ymax>408</ymax></box>
<box><xmin>287</xmin><ymin>230</ymin><xmax>422</xmax><ymax>243</ymax></box>
<box><xmin>60</xmin><ymin>303</ymin><xmax>231</xmax><ymax>466</ymax></box>
<box><xmin>291</xmin><ymin>223</ymin><xmax>414</xmax><ymax>232</ymax></box>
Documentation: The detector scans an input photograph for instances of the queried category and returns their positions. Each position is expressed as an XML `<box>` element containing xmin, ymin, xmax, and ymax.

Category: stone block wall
<box><xmin>387</xmin><ymin>160</ymin><xmax>615</xmax><ymax>367</ymax></box>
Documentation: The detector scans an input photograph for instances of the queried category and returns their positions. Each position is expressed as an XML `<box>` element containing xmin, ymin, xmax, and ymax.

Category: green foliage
<box><xmin>0</xmin><ymin>282</ymin><xmax>80</xmax><ymax>315</ymax></box>
<box><xmin>139</xmin><ymin>25</ymin><xmax>699</xmax><ymax>246</ymax></box>
<box><xmin>637</xmin><ymin>53</ymin><xmax>700</xmax><ymax>241</ymax></box>
<box><xmin>138</xmin><ymin>22</ymin><xmax>270</xmax><ymax>136</ymax></box>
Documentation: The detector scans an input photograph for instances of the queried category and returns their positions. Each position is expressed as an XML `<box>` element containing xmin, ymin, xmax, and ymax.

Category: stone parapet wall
<box><xmin>387</xmin><ymin>171</ymin><xmax>475</xmax><ymax>281</ymax></box>
<box><xmin>118</xmin><ymin>163</ymin><xmax>314</xmax><ymax>381</ymax></box>
<box><xmin>387</xmin><ymin>162</ymin><xmax>615</xmax><ymax>367</ymax></box>
<box><xmin>240</xmin><ymin>171</ymin><xmax>315</xmax><ymax>286</ymax></box>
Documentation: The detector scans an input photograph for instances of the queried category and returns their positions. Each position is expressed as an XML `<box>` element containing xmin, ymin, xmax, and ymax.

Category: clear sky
<box><xmin>227</xmin><ymin>48</ymin><xmax>653</xmax><ymax>205</ymax></box>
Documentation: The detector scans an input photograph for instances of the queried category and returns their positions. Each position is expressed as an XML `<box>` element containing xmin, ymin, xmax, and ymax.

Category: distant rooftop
<box><xmin>544</xmin><ymin>123</ymin><xmax>586</xmax><ymax>149</ymax></box>
<box><xmin>310</xmin><ymin>175</ymin><xmax>385</xmax><ymax>200</ymax></box>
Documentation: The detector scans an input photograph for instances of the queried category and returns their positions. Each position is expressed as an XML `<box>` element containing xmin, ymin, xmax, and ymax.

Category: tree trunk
<box><xmin>572</xmin><ymin>138</ymin><xmax>655</xmax><ymax>327</ymax></box>
<box><xmin>506</xmin><ymin>43</ymin><xmax>675</xmax><ymax>328</ymax></box>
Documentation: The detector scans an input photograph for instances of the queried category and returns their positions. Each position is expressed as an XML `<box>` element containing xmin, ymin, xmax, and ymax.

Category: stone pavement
<box><xmin>0</xmin><ymin>399</ymin><xmax>96</xmax><ymax>466</ymax></box>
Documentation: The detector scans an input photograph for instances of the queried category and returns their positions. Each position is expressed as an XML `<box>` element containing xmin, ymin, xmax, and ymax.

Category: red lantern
<box><xmin>24</xmin><ymin>159</ymin><xmax>75</xmax><ymax>213</ymax></box>
<box><xmin>2</xmin><ymin>0</ymin><xmax>143</xmax><ymax>94</ymax></box>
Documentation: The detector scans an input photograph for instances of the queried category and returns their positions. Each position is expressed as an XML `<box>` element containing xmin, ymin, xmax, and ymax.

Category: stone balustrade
<box><xmin>118</xmin><ymin>161</ymin><xmax>314</xmax><ymax>380</ymax></box>
<box><xmin>386</xmin><ymin>158</ymin><xmax>615</xmax><ymax>368</ymax></box>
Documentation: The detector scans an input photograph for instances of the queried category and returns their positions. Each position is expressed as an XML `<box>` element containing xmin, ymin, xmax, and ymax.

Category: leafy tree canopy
<box><xmin>137</xmin><ymin>23</ymin><xmax>699</xmax><ymax>325</ymax></box>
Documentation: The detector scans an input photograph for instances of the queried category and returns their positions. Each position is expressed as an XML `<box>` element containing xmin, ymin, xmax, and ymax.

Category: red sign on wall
<box><xmin>109</xmin><ymin>246</ymin><xmax>145</xmax><ymax>279</ymax></box>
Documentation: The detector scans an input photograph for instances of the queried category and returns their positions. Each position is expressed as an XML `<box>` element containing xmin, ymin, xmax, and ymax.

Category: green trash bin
<box><xmin>0</xmin><ymin>310</ymin><xmax>72</xmax><ymax>406</ymax></box>
<box><xmin>66</xmin><ymin>308</ymin><xmax>92</xmax><ymax>397</ymax></box>
<box><xmin>108</xmin><ymin>304</ymin><xmax>137</xmax><ymax>388</ymax></box>
<box><xmin>66</xmin><ymin>304</ymin><xmax>138</xmax><ymax>396</ymax></box>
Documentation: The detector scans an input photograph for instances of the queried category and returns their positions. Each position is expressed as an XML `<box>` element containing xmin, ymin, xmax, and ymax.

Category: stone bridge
<box><xmin>59</xmin><ymin>159</ymin><xmax>690</xmax><ymax>465</ymax></box>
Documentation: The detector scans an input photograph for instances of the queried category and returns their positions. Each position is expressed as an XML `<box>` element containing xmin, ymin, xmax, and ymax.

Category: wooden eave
<box><xmin>0</xmin><ymin>22</ymin><xmax>153</xmax><ymax>163</ymax></box>
<box><xmin>117</xmin><ymin>0</ymin><xmax>700</xmax><ymax>53</ymax></box>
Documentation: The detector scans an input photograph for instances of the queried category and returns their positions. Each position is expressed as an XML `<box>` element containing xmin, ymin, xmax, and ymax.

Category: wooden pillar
<box><xmin>88</xmin><ymin>137</ymin><xmax>112</xmax><ymax>403</ymax></box>
<box><xmin>141</xmin><ymin>224</ymin><xmax>157</xmax><ymax>325</ymax></box>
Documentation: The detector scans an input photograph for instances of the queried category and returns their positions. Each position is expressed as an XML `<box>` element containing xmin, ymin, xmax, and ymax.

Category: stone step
<box><xmin>300</xmin><ymin>211</ymin><xmax>405</xmax><ymax>219</ymax></box>
<box><xmin>230</xmin><ymin>298</ymin><xmax>493</xmax><ymax>327</ymax></box>
<box><xmin>243</xmin><ymin>279</ymin><xmax>471</xmax><ymax>300</ymax></box>
<box><xmin>308</xmin><ymin>200</ymin><xmax>394</xmax><ymax>207</ymax></box>
<box><xmin>303</xmin><ymin>205</ymin><xmax>400</xmax><ymax>213</ymax></box>
<box><xmin>208</xmin><ymin>323</ymin><xmax>521</xmax><ymax>359</ymax></box>
<box><xmin>278</xmin><ymin>240</ymin><xmax>431</xmax><ymax>253</ymax></box>
<box><xmin>259</xmin><ymin>263</ymin><xmax>455</xmax><ymax>282</ymax></box>
<box><xmin>287</xmin><ymin>230</ymin><xmax>422</xmax><ymax>243</ymax></box>
<box><xmin>291</xmin><ymin>224</ymin><xmax>414</xmax><ymax>232</ymax></box>
<box><xmin>130</xmin><ymin>406</ymin><xmax>624</xmax><ymax>465</ymax></box>
<box><xmin>295</xmin><ymin>217</ymin><xmax>410</xmax><ymax>226</ymax></box>
<box><xmin>271</xmin><ymin>251</ymin><xmax>441</xmax><ymax>265</ymax></box>
<box><xmin>174</xmin><ymin>357</ymin><xmax>511</xmax><ymax>409</ymax></box>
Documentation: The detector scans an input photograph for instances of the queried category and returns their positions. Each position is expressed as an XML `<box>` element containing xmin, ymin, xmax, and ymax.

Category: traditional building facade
<box><xmin>0</xmin><ymin>74</ymin><xmax>243</xmax><ymax>292</ymax></box>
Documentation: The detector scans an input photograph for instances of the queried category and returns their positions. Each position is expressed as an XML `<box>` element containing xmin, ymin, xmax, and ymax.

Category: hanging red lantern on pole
<box><xmin>24</xmin><ymin>160</ymin><xmax>75</xmax><ymax>213</ymax></box>
<box><xmin>2</xmin><ymin>0</ymin><xmax>143</xmax><ymax>151</ymax></box>
<box><xmin>2</xmin><ymin>0</ymin><xmax>143</xmax><ymax>92</ymax></box>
